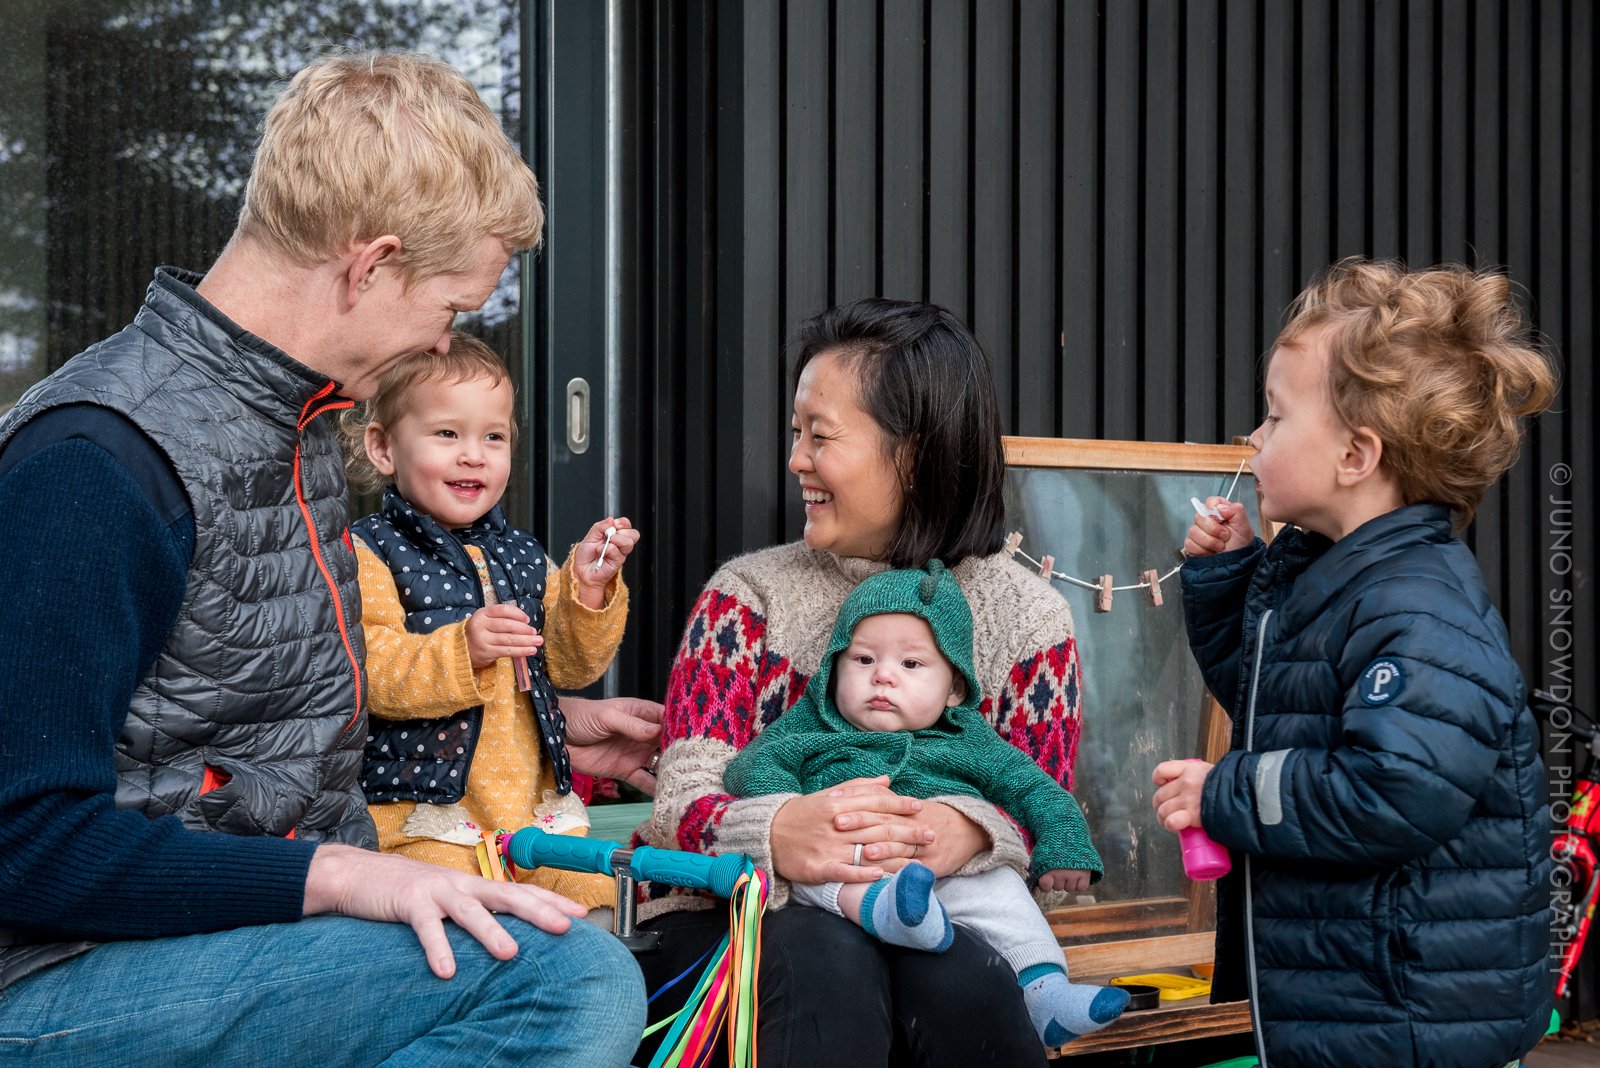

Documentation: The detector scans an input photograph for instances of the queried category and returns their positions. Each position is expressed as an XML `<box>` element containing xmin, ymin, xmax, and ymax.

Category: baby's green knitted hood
<box><xmin>808</xmin><ymin>560</ymin><xmax>982</xmax><ymax>730</ymax></box>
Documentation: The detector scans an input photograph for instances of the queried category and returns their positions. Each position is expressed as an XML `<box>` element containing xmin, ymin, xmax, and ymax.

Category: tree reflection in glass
<box><xmin>0</xmin><ymin>0</ymin><xmax>522</xmax><ymax>412</ymax></box>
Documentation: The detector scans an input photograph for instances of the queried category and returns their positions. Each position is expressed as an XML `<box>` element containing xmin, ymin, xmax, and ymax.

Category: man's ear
<box><xmin>364</xmin><ymin>422</ymin><xmax>397</xmax><ymax>477</ymax></box>
<box><xmin>344</xmin><ymin>235</ymin><xmax>404</xmax><ymax>310</ymax></box>
<box><xmin>1336</xmin><ymin>426</ymin><xmax>1385</xmax><ymax>487</ymax></box>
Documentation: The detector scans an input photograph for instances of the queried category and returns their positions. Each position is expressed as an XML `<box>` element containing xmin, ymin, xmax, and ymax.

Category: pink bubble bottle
<box><xmin>1179</xmin><ymin>826</ymin><xmax>1231</xmax><ymax>880</ymax></box>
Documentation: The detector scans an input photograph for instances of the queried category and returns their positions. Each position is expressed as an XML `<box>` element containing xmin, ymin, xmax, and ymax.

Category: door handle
<box><xmin>566</xmin><ymin>377</ymin><xmax>591</xmax><ymax>454</ymax></box>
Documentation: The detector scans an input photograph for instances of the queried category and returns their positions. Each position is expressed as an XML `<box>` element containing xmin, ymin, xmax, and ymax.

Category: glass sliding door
<box><xmin>0</xmin><ymin>0</ymin><xmax>532</xmax><ymax>518</ymax></box>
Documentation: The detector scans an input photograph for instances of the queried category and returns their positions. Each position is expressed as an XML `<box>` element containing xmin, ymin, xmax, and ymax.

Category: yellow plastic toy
<box><xmin>1111</xmin><ymin>972</ymin><xmax>1213</xmax><ymax>1002</ymax></box>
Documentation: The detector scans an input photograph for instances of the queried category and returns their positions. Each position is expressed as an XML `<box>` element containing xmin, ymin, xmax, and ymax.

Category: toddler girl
<box><xmin>346</xmin><ymin>333</ymin><xmax>639</xmax><ymax>908</ymax></box>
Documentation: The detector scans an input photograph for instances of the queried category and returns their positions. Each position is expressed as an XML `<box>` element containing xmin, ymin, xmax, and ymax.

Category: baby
<box><xmin>725</xmin><ymin>562</ymin><xmax>1127</xmax><ymax>1047</ymax></box>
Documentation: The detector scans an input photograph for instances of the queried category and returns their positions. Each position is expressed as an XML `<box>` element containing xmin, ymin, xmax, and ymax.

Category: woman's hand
<box><xmin>769</xmin><ymin>776</ymin><xmax>932</xmax><ymax>884</ymax></box>
<box><xmin>562</xmin><ymin>695</ymin><xmax>663</xmax><ymax>795</ymax></box>
<box><xmin>879</xmin><ymin>800</ymin><xmax>990</xmax><ymax>877</ymax></box>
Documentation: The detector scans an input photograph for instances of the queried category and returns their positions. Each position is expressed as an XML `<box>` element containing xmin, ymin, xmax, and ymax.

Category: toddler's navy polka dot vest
<box><xmin>352</xmin><ymin>486</ymin><xmax>572</xmax><ymax>803</ymax></box>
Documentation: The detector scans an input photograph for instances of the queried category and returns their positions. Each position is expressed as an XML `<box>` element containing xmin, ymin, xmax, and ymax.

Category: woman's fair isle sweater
<box><xmin>641</xmin><ymin>542</ymin><xmax>1084</xmax><ymax>915</ymax></box>
<box><xmin>358</xmin><ymin>541</ymin><xmax>627</xmax><ymax>908</ymax></box>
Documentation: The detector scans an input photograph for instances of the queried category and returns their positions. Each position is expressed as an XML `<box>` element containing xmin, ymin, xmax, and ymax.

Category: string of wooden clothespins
<box><xmin>1003</xmin><ymin>459</ymin><xmax>1249</xmax><ymax>613</ymax></box>
<box><xmin>1003</xmin><ymin>532</ymin><xmax>1178</xmax><ymax>612</ymax></box>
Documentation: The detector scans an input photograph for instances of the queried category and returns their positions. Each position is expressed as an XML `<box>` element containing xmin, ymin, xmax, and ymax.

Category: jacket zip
<box><xmin>294</xmin><ymin>384</ymin><xmax>361</xmax><ymax>734</ymax></box>
<box><xmin>1242</xmin><ymin>606</ymin><xmax>1274</xmax><ymax>1068</ymax></box>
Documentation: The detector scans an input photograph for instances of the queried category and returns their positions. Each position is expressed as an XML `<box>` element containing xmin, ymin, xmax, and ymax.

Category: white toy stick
<box><xmin>593</xmin><ymin>524</ymin><xmax>618</xmax><ymax>571</ymax></box>
<box><xmin>1221</xmin><ymin>457</ymin><xmax>1248</xmax><ymax>501</ymax></box>
<box><xmin>1191</xmin><ymin>458</ymin><xmax>1250</xmax><ymax>520</ymax></box>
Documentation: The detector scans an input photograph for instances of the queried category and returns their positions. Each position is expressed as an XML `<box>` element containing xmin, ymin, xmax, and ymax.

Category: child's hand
<box><xmin>1036</xmin><ymin>868</ymin><xmax>1091</xmax><ymax>893</ymax></box>
<box><xmin>1184</xmin><ymin>498</ymin><xmax>1255</xmax><ymax>557</ymax></box>
<box><xmin>574</xmin><ymin>516</ymin><xmax>639</xmax><ymax>607</ymax></box>
<box><xmin>465</xmin><ymin>604</ymin><xmax>543</xmax><ymax>670</ymax></box>
<box><xmin>1151</xmin><ymin>759</ymin><xmax>1212</xmax><ymax>832</ymax></box>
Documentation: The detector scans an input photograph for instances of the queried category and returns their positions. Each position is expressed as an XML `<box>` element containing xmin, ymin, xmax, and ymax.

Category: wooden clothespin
<box><xmin>1003</xmin><ymin>531</ymin><xmax>1023</xmax><ymax>557</ymax></box>
<box><xmin>1095</xmin><ymin>574</ymin><xmax>1114</xmax><ymax>613</ymax></box>
<box><xmin>1142</xmin><ymin>568</ymin><xmax>1164</xmax><ymax>606</ymax></box>
<box><xmin>1039</xmin><ymin>554</ymin><xmax>1055</xmax><ymax>579</ymax></box>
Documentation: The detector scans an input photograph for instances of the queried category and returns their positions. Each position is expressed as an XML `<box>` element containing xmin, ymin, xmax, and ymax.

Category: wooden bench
<box><xmin>1049</xmin><ymin>930</ymin><xmax>1249</xmax><ymax>1057</ymax></box>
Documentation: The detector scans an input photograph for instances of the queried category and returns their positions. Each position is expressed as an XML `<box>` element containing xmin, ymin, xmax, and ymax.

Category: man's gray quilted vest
<box><xmin>0</xmin><ymin>268</ymin><xmax>375</xmax><ymax>847</ymax></box>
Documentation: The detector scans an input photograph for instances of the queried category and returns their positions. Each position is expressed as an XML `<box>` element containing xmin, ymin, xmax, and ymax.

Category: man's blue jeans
<box><xmin>0</xmin><ymin>915</ymin><xmax>644</xmax><ymax>1066</ymax></box>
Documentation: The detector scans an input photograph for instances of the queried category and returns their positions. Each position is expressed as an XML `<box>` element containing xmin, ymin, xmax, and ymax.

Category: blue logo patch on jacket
<box><xmin>1360</xmin><ymin>659</ymin><xmax>1405</xmax><ymax>705</ymax></box>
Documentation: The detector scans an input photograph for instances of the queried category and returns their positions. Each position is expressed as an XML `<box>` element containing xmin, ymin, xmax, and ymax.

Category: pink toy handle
<box><xmin>1176</xmin><ymin>758</ymin><xmax>1231</xmax><ymax>880</ymax></box>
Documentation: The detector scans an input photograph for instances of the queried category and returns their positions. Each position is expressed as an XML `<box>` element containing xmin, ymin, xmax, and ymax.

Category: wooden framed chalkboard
<box><xmin>1002</xmin><ymin>437</ymin><xmax>1265</xmax><ymax>1055</ymax></box>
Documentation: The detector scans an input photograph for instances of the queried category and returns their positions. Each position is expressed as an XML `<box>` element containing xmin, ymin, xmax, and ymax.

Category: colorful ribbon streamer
<box><xmin>645</xmin><ymin>864</ymin><xmax>769</xmax><ymax>1068</ymax></box>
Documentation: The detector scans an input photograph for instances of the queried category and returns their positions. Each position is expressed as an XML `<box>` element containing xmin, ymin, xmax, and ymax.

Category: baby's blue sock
<box><xmin>857</xmin><ymin>862</ymin><xmax>953</xmax><ymax>952</ymax></box>
<box><xmin>1017</xmin><ymin>963</ymin><xmax>1129</xmax><ymax>1047</ymax></box>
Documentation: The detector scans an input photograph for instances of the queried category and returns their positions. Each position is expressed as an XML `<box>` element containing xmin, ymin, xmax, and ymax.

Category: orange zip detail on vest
<box><xmin>295</xmin><ymin>382</ymin><xmax>362</xmax><ymax>731</ymax></box>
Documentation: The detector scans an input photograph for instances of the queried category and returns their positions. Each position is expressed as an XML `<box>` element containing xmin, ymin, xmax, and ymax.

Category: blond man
<box><xmin>0</xmin><ymin>51</ymin><xmax>651</xmax><ymax>1066</ymax></box>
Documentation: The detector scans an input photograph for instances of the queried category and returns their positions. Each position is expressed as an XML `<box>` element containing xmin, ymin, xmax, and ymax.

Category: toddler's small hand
<box><xmin>1036</xmin><ymin>868</ymin><xmax>1091</xmax><ymax>893</ymax></box>
<box><xmin>1184</xmin><ymin>498</ymin><xmax>1255</xmax><ymax>557</ymax></box>
<box><xmin>576</xmin><ymin>516</ymin><xmax>639</xmax><ymax>598</ymax></box>
<box><xmin>465</xmin><ymin>604</ymin><xmax>543</xmax><ymax>670</ymax></box>
<box><xmin>1151</xmin><ymin>759</ymin><xmax>1212</xmax><ymax>833</ymax></box>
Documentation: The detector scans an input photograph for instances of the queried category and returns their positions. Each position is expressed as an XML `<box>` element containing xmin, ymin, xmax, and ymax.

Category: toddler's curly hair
<box><xmin>1276</xmin><ymin>259</ymin><xmax>1558</xmax><ymax>529</ymax></box>
<box><xmin>341</xmin><ymin>331</ymin><xmax>517</xmax><ymax>493</ymax></box>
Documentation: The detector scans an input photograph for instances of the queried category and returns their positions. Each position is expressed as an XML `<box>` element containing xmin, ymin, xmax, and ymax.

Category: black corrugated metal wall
<box><xmin>617</xmin><ymin>0</ymin><xmax>1596</xmax><ymax>1011</ymax></box>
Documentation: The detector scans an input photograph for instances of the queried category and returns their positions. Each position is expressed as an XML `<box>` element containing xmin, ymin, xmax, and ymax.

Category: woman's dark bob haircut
<box><xmin>790</xmin><ymin>298</ymin><xmax>1007</xmax><ymax>568</ymax></box>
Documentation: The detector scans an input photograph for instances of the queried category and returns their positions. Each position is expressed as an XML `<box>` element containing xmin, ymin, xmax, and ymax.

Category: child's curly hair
<box><xmin>341</xmin><ymin>331</ymin><xmax>518</xmax><ymax>493</ymax></box>
<box><xmin>1275</xmin><ymin>259</ymin><xmax>1558</xmax><ymax>529</ymax></box>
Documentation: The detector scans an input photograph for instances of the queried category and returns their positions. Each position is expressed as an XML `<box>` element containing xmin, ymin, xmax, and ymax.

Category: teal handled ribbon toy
<box><xmin>500</xmin><ymin>827</ymin><xmax>769</xmax><ymax>1068</ymax></box>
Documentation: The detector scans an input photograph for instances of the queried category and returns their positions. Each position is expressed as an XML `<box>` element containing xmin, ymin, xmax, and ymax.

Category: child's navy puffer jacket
<box><xmin>1182</xmin><ymin>503</ymin><xmax>1554</xmax><ymax>1068</ymax></box>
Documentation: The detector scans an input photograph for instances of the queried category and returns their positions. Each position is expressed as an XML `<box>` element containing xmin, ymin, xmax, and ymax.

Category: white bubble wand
<box><xmin>1190</xmin><ymin>457</ymin><xmax>1249</xmax><ymax>519</ymax></box>
<box><xmin>593</xmin><ymin>524</ymin><xmax>618</xmax><ymax>571</ymax></box>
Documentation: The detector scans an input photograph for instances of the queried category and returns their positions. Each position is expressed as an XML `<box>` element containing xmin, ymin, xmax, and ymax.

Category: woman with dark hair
<box><xmin>634</xmin><ymin>299</ymin><xmax>1084</xmax><ymax>1066</ymax></box>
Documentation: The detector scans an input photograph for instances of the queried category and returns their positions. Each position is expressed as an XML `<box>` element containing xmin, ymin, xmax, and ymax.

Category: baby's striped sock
<box><xmin>858</xmin><ymin>862</ymin><xmax>953</xmax><ymax>952</ymax></box>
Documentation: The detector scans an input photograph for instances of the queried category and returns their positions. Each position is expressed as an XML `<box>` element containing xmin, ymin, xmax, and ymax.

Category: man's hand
<box><xmin>304</xmin><ymin>843</ymin><xmax>587</xmax><ymax>979</ymax></box>
<box><xmin>562</xmin><ymin>695</ymin><xmax>663</xmax><ymax>794</ymax></box>
<box><xmin>465</xmin><ymin>604</ymin><xmax>542</xmax><ymax>670</ymax></box>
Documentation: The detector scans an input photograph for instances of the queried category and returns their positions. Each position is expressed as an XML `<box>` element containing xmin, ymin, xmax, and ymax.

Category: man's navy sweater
<box><xmin>0</xmin><ymin>406</ymin><xmax>313</xmax><ymax>944</ymax></box>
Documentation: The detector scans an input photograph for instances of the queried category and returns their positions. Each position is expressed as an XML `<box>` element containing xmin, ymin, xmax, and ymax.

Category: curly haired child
<box><xmin>1155</xmin><ymin>260</ymin><xmax>1558</xmax><ymax>1068</ymax></box>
